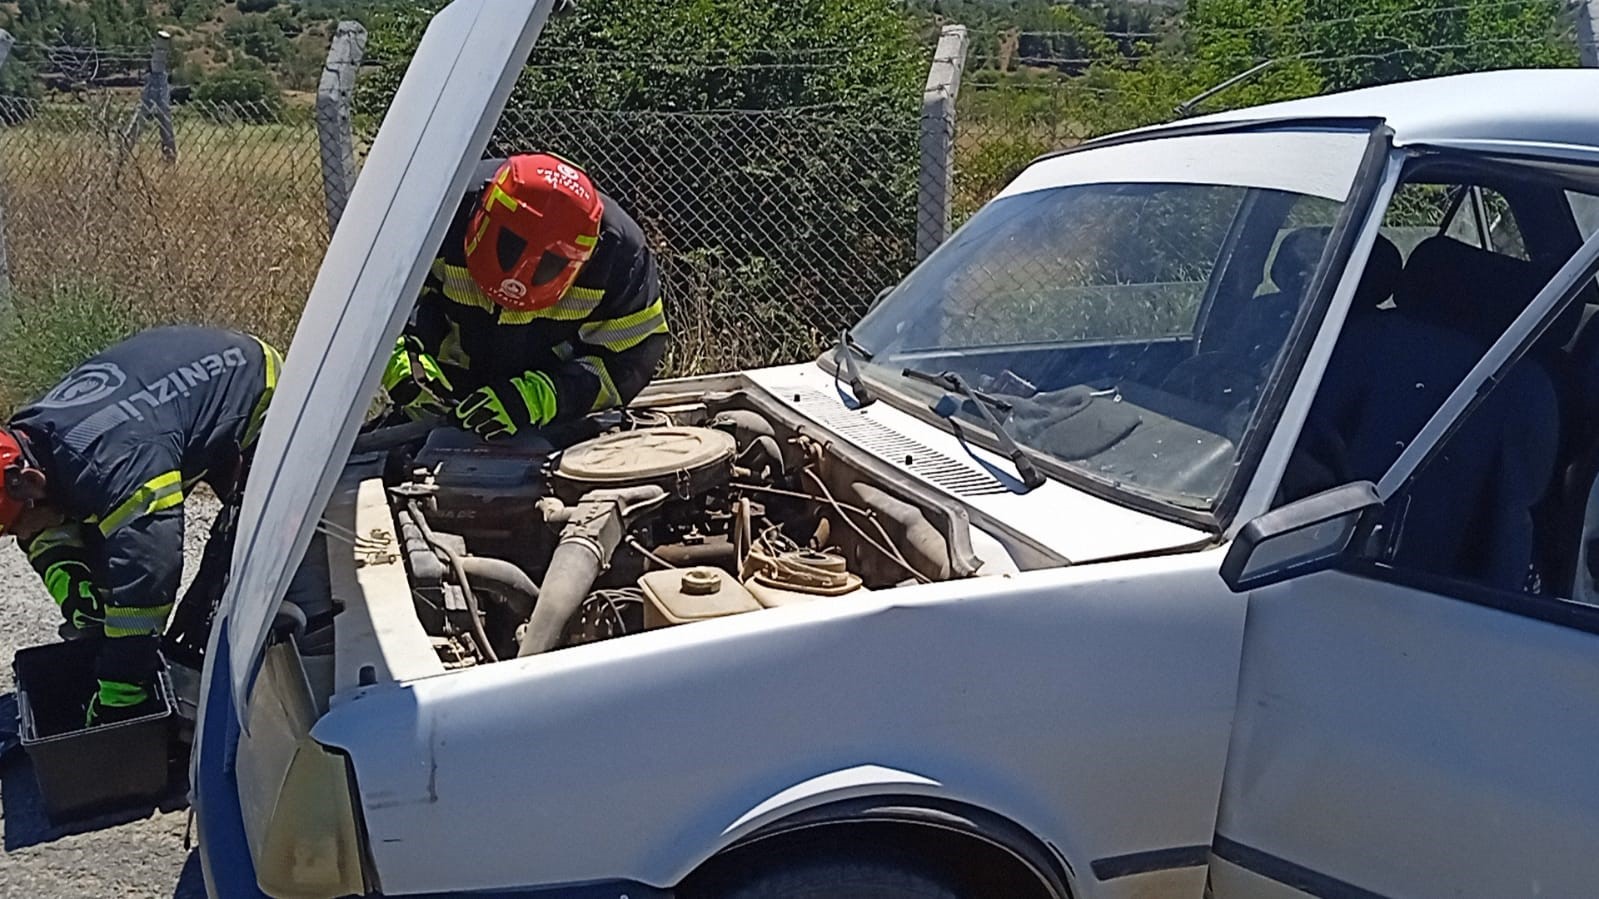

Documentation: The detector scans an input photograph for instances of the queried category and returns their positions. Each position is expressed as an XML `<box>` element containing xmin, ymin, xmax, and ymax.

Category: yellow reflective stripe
<box><xmin>104</xmin><ymin>603</ymin><xmax>173</xmax><ymax>637</ymax></box>
<box><xmin>486</xmin><ymin>181</ymin><xmax>519</xmax><ymax>212</ymax></box>
<box><xmin>436</xmin><ymin>261</ymin><xmax>608</xmax><ymax>325</ymax></box>
<box><xmin>98</xmin><ymin>471</ymin><xmax>184</xmax><ymax>536</ymax></box>
<box><xmin>576</xmin><ymin>356</ymin><xmax>622</xmax><ymax>411</ymax></box>
<box><xmin>577</xmin><ymin>297</ymin><xmax>669</xmax><ymax>352</ymax></box>
<box><xmin>435</xmin><ymin>262</ymin><xmax>497</xmax><ymax>314</ymax></box>
<box><xmin>243</xmin><ymin>338</ymin><xmax>281</xmax><ymax>448</ymax></box>
<box><xmin>534</xmin><ymin>285</ymin><xmax>606</xmax><ymax>322</ymax></box>
<box><xmin>465</xmin><ymin>215</ymin><xmax>492</xmax><ymax>255</ymax></box>
<box><xmin>574</xmin><ymin>233</ymin><xmax>599</xmax><ymax>250</ymax></box>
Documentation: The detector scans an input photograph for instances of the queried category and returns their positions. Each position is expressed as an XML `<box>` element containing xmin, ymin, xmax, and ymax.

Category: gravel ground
<box><xmin>0</xmin><ymin>494</ymin><xmax>220</xmax><ymax>898</ymax></box>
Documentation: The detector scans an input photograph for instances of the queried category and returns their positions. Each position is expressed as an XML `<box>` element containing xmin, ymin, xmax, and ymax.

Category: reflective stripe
<box><xmin>435</xmin><ymin>261</ymin><xmax>497</xmax><ymax>313</ymax></box>
<box><xmin>485</xmin><ymin>181</ymin><xmax>519</xmax><ymax>212</ymax></box>
<box><xmin>578</xmin><ymin>297</ymin><xmax>669</xmax><ymax>352</ymax></box>
<box><xmin>104</xmin><ymin>603</ymin><xmax>173</xmax><ymax>638</ymax></box>
<box><xmin>243</xmin><ymin>338</ymin><xmax>281</xmax><ymax>448</ymax></box>
<box><xmin>574</xmin><ymin>234</ymin><xmax>599</xmax><ymax>250</ymax></box>
<box><xmin>434</xmin><ymin>260</ymin><xmax>607</xmax><ymax>322</ymax></box>
<box><xmin>99</xmin><ymin>470</ymin><xmax>185</xmax><ymax>536</ymax></box>
<box><xmin>465</xmin><ymin>215</ymin><xmax>491</xmax><ymax>254</ymax></box>
<box><xmin>576</xmin><ymin>356</ymin><xmax>622</xmax><ymax>411</ymax></box>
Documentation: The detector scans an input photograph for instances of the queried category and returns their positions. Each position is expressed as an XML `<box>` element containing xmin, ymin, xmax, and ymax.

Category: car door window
<box><xmin>1382</xmin><ymin>183</ymin><xmax>1527</xmax><ymax>260</ymax></box>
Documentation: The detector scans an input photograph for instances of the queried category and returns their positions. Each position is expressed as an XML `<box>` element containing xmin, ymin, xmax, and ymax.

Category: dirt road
<box><xmin>0</xmin><ymin>497</ymin><xmax>220</xmax><ymax>898</ymax></box>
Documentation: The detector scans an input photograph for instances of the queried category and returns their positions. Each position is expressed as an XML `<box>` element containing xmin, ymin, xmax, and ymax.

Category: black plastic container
<box><xmin>13</xmin><ymin>639</ymin><xmax>176</xmax><ymax>823</ymax></box>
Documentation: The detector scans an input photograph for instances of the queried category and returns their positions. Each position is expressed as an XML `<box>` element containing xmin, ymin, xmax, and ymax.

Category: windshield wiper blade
<box><xmin>902</xmin><ymin>367</ymin><xmax>1046</xmax><ymax>491</ymax></box>
<box><xmin>835</xmin><ymin>328</ymin><xmax>876</xmax><ymax>408</ymax></box>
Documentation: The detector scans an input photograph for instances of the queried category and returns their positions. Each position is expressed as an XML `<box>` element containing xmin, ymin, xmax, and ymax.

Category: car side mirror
<box><xmin>1221</xmin><ymin>481</ymin><xmax>1381</xmax><ymax>592</ymax></box>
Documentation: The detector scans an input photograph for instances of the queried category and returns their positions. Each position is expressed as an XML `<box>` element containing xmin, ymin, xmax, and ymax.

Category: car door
<box><xmin>1210</xmin><ymin>190</ymin><xmax>1599</xmax><ymax>897</ymax></box>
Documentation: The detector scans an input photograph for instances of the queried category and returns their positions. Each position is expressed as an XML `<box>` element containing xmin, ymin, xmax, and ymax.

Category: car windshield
<box><xmin>849</xmin><ymin>128</ymin><xmax>1374</xmax><ymax>513</ymax></box>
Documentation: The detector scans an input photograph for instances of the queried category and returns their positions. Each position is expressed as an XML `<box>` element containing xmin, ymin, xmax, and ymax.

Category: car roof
<box><xmin>1181</xmin><ymin>68</ymin><xmax>1599</xmax><ymax>153</ymax></box>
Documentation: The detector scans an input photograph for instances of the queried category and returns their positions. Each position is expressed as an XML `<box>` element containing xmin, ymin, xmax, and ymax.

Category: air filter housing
<box><xmin>552</xmin><ymin>426</ymin><xmax>736</xmax><ymax>502</ymax></box>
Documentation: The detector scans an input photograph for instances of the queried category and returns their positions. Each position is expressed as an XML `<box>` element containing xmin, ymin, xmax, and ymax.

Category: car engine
<box><xmin>379</xmin><ymin>391</ymin><xmax>990</xmax><ymax>667</ymax></box>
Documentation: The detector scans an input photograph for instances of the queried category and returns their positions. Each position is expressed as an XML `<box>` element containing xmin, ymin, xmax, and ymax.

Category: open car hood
<box><xmin>217</xmin><ymin>0</ymin><xmax>557</xmax><ymax>721</ymax></box>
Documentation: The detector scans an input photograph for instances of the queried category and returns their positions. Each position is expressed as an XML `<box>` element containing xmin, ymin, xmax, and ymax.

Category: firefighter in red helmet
<box><xmin>381</xmin><ymin>153</ymin><xmax>668</xmax><ymax>437</ymax></box>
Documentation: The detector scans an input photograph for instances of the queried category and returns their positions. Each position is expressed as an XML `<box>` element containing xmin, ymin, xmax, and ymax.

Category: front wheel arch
<box><xmin>678</xmin><ymin>797</ymin><xmax>1072</xmax><ymax>899</ymax></box>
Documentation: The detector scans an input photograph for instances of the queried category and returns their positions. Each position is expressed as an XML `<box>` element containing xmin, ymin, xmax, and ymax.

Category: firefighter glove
<box><xmin>86</xmin><ymin>678</ymin><xmax>157</xmax><ymax>727</ymax></box>
<box><xmin>43</xmin><ymin>564</ymin><xmax>104</xmax><ymax>634</ymax></box>
<box><xmin>453</xmin><ymin>372</ymin><xmax>558</xmax><ymax>440</ymax></box>
<box><xmin>382</xmin><ymin>336</ymin><xmax>456</xmax><ymax>419</ymax></box>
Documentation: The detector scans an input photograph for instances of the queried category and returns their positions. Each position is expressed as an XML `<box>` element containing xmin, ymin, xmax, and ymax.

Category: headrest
<box><xmin>1353</xmin><ymin>234</ymin><xmax>1403</xmax><ymax>312</ymax></box>
<box><xmin>1270</xmin><ymin>227</ymin><xmax>1331</xmax><ymax>296</ymax></box>
<box><xmin>1394</xmin><ymin>236</ymin><xmax>1550</xmax><ymax>342</ymax></box>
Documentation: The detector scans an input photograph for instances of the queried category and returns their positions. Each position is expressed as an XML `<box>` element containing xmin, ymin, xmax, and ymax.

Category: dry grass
<box><xmin>1</xmin><ymin>104</ymin><xmax>327</xmax><ymax>352</ymax></box>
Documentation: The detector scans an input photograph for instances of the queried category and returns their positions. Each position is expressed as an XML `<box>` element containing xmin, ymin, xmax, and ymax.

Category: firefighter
<box><xmin>381</xmin><ymin>153</ymin><xmax>668</xmax><ymax>436</ymax></box>
<box><xmin>0</xmin><ymin>326</ymin><xmax>280</xmax><ymax>726</ymax></box>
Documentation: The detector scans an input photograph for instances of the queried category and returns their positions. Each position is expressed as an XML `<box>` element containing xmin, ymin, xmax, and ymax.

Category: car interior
<box><xmin>1273</xmin><ymin>156</ymin><xmax>1599</xmax><ymax>604</ymax></box>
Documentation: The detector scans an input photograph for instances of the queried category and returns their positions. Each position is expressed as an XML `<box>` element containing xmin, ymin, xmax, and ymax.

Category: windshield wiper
<box><xmin>901</xmin><ymin>367</ymin><xmax>1046</xmax><ymax>491</ymax></box>
<box><xmin>835</xmin><ymin>328</ymin><xmax>876</xmax><ymax>408</ymax></box>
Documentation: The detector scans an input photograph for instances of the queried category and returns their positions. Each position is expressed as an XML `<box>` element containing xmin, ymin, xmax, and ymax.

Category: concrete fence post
<box><xmin>917</xmin><ymin>24</ymin><xmax>969</xmax><ymax>262</ymax></box>
<box><xmin>124</xmin><ymin>30</ymin><xmax>176</xmax><ymax>163</ymax></box>
<box><xmin>1580</xmin><ymin>0</ymin><xmax>1599</xmax><ymax>67</ymax></box>
<box><xmin>317</xmin><ymin>21</ymin><xmax>368</xmax><ymax>235</ymax></box>
<box><xmin>0</xmin><ymin>28</ymin><xmax>13</xmax><ymax>299</ymax></box>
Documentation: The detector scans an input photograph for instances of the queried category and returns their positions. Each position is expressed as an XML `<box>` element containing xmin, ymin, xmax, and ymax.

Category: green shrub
<box><xmin>239</xmin><ymin>0</ymin><xmax>280</xmax><ymax>12</ymax></box>
<box><xmin>0</xmin><ymin>282</ymin><xmax>138</xmax><ymax>415</ymax></box>
<box><xmin>193</xmin><ymin>67</ymin><xmax>285</xmax><ymax>123</ymax></box>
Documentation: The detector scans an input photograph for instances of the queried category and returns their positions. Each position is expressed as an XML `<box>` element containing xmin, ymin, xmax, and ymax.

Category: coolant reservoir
<box><xmin>744</xmin><ymin>549</ymin><xmax>869</xmax><ymax>608</ymax></box>
<box><xmin>639</xmin><ymin>567</ymin><xmax>762</xmax><ymax>629</ymax></box>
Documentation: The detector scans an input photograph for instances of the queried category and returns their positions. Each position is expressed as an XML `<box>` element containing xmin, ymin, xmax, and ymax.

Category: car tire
<box><xmin>711</xmin><ymin>853</ymin><xmax>961</xmax><ymax>899</ymax></box>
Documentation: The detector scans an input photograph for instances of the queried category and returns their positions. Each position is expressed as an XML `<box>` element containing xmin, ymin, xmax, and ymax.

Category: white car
<box><xmin>189</xmin><ymin>3</ymin><xmax>1599</xmax><ymax>897</ymax></box>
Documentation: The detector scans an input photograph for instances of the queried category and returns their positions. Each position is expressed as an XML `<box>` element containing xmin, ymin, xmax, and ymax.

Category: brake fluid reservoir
<box><xmin>743</xmin><ymin>549</ymin><xmax>869</xmax><ymax>608</ymax></box>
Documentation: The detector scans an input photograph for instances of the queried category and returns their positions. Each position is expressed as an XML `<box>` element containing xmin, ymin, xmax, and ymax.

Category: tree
<box><xmin>193</xmin><ymin>65</ymin><xmax>284</xmax><ymax>123</ymax></box>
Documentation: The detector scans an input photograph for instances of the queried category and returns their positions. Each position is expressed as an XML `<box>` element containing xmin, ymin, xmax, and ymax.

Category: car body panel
<box><xmin>1215</xmin><ymin>570</ymin><xmax>1599</xmax><ymax>897</ymax></box>
<box><xmin>311</xmin><ymin>549</ymin><xmax>1248</xmax><ymax>896</ymax></box>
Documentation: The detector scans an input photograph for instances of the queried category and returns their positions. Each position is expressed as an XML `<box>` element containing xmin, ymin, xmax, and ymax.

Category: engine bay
<box><xmin>376</xmin><ymin>390</ymin><xmax>1004</xmax><ymax>667</ymax></box>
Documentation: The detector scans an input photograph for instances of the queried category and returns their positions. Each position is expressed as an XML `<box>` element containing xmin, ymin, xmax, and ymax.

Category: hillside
<box><xmin>1</xmin><ymin>0</ymin><xmax>413</xmax><ymax>93</ymax></box>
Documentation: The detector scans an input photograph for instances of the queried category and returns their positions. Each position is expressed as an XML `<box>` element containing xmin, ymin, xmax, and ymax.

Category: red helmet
<box><xmin>464</xmin><ymin>154</ymin><xmax>605</xmax><ymax>312</ymax></box>
<box><xmin>0</xmin><ymin>429</ymin><xmax>27</xmax><ymax>536</ymax></box>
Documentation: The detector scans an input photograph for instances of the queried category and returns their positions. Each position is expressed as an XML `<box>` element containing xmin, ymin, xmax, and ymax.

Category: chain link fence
<box><xmin>464</xmin><ymin>106</ymin><xmax>920</xmax><ymax>374</ymax></box>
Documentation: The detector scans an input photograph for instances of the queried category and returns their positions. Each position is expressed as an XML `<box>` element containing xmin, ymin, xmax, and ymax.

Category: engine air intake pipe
<box><xmin>517</xmin><ymin>485</ymin><xmax>668</xmax><ymax>657</ymax></box>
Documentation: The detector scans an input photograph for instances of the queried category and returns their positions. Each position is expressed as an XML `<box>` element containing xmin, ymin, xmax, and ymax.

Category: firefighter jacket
<box><xmin>9</xmin><ymin>327</ymin><xmax>279</xmax><ymax>649</ymax></box>
<box><xmin>403</xmin><ymin>162</ymin><xmax>669</xmax><ymax>423</ymax></box>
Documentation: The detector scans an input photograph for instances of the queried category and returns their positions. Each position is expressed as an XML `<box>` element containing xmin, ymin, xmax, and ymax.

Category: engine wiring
<box><xmin>626</xmin><ymin>536</ymin><xmax>680</xmax><ymax>570</ymax></box>
<box><xmin>800</xmin><ymin>470</ymin><xmax>932</xmax><ymax>584</ymax></box>
<box><xmin>406</xmin><ymin>499</ymin><xmax>500</xmax><ymax>663</ymax></box>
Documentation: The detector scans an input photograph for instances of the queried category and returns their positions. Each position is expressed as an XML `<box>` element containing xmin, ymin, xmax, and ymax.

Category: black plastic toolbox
<box><xmin>13</xmin><ymin>639</ymin><xmax>177</xmax><ymax>823</ymax></box>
